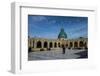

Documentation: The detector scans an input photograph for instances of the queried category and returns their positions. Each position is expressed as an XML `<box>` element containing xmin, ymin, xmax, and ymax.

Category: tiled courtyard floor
<box><xmin>28</xmin><ymin>49</ymin><xmax>87</xmax><ymax>61</ymax></box>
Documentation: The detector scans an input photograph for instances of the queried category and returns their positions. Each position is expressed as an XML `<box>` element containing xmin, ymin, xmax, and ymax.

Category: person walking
<box><xmin>62</xmin><ymin>45</ymin><xmax>66</xmax><ymax>54</ymax></box>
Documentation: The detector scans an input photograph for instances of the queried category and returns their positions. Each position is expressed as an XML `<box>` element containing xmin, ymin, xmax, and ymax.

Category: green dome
<box><xmin>58</xmin><ymin>28</ymin><xmax>67</xmax><ymax>39</ymax></box>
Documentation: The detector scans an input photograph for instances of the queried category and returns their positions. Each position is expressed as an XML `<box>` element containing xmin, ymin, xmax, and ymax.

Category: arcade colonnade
<box><xmin>28</xmin><ymin>38</ymin><xmax>88</xmax><ymax>51</ymax></box>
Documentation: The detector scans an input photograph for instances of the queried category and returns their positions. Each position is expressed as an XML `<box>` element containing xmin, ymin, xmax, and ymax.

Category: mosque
<box><xmin>28</xmin><ymin>28</ymin><xmax>88</xmax><ymax>52</ymax></box>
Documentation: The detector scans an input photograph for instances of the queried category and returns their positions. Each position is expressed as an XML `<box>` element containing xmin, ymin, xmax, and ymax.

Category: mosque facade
<box><xmin>28</xmin><ymin>28</ymin><xmax>88</xmax><ymax>52</ymax></box>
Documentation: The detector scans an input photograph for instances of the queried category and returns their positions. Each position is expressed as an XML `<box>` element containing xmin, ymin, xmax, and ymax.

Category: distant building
<box><xmin>28</xmin><ymin>28</ymin><xmax>88</xmax><ymax>52</ymax></box>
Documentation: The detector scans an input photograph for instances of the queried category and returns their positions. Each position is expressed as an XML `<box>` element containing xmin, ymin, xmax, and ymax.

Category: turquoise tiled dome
<box><xmin>58</xmin><ymin>28</ymin><xmax>67</xmax><ymax>39</ymax></box>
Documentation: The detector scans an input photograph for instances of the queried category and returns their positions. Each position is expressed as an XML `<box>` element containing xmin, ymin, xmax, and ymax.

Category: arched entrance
<box><xmin>79</xmin><ymin>41</ymin><xmax>84</xmax><ymax>47</ymax></box>
<box><xmin>69</xmin><ymin>42</ymin><xmax>73</xmax><ymax>48</ymax></box>
<box><xmin>49</xmin><ymin>42</ymin><xmax>53</xmax><ymax>48</ymax></box>
<box><xmin>58</xmin><ymin>42</ymin><xmax>60</xmax><ymax>47</ymax></box>
<box><xmin>44</xmin><ymin>41</ymin><xmax>48</xmax><ymax>48</ymax></box>
<box><xmin>54</xmin><ymin>42</ymin><xmax>57</xmax><ymax>48</ymax></box>
<box><xmin>37</xmin><ymin>41</ymin><xmax>42</xmax><ymax>48</ymax></box>
<box><xmin>66</xmin><ymin>43</ymin><xmax>68</xmax><ymax>48</ymax></box>
<box><xmin>74</xmin><ymin>41</ymin><xmax>78</xmax><ymax>48</ymax></box>
<box><xmin>84</xmin><ymin>42</ymin><xmax>87</xmax><ymax>48</ymax></box>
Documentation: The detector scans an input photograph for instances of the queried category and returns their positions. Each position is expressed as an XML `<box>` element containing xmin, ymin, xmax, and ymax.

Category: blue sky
<box><xmin>28</xmin><ymin>15</ymin><xmax>88</xmax><ymax>39</ymax></box>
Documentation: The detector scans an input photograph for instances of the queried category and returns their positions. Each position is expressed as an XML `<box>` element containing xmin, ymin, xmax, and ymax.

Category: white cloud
<box><xmin>32</xmin><ymin>16</ymin><xmax>47</xmax><ymax>22</ymax></box>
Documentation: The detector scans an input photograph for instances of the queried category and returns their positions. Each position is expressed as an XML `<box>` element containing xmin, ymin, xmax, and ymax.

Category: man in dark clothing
<box><xmin>62</xmin><ymin>45</ymin><xmax>66</xmax><ymax>54</ymax></box>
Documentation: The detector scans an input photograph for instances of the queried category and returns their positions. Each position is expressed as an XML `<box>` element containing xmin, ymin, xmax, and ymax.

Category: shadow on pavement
<box><xmin>75</xmin><ymin>50</ymin><xmax>88</xmax><ymax>59</ymax></box>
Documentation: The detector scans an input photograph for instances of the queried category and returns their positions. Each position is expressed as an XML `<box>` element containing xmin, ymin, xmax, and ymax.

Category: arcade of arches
<box><xmin>28</xmin><ymin>38</ymin><xmax>88</xmax><ymax>51</ymax></box>
<box><xmin>28</xmin><ymin>28</ymin><xmax>88</xmax><ymax>52</ymax></box>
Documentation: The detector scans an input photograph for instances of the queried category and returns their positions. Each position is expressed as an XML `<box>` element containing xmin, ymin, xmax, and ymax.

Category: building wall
<box><xmin>28</xmin><ymin>38</ymin><xmax>88</xmax><ymax>52</ymax></box>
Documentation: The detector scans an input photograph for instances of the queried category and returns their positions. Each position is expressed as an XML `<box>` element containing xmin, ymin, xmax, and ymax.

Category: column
<box><xmin>48</xmin><ymin>42</ymin><xmax>49</xmax><ymax>48</ymax></box>
<box><xmin>56</xmin><ymin>42</ymin><xmax>58</xmax><ymax>48</ymax></box>
<box><xmin>67</xmin><ymin>41</ymin><xmax>69</xmax><ymax>48</ymax></box>
<box><xmin>34</xmin><ymin>40</ymin><xmax>36</xmax><ymax>48</ymax></box>
<box><xmin>52</xmin><ymin>42</ymin><xmax>54</xmax><ymax>48</ymax></box>
<box><xmin>28</xmin><ymin>39</ymin><xmax>30</xmax><ymax>47</ymax></box>
<box><xmin>41</xmin><ymin>41</ymin><xmax>44</xmax><ymax>48</ymax></box>
<box><xmin>78</xmin><ymin>41</ymin><xmax>80</xmax><ymax>48</ymax></box>
<box><xmin>72</xmin><ymin>41</ymin><xmax>74</xmax><ymax>48</ymax></box>
<box><xmin>30</xmin><ymin>40</ymin><xmax>33</xmax><ymax>48</ymax></box>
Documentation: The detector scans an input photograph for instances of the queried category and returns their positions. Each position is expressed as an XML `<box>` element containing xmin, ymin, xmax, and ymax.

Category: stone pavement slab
<box><xmin>28</xmin><ymin>49</ymin><xmax>87</xmax><ymax>60</ymax></box>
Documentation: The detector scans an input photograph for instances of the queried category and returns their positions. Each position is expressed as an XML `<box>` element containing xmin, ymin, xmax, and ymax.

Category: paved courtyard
<box><xmin>28</xmin><ymin>49</ymin><xmax>88</xmax><ymax>61</ymax></box>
